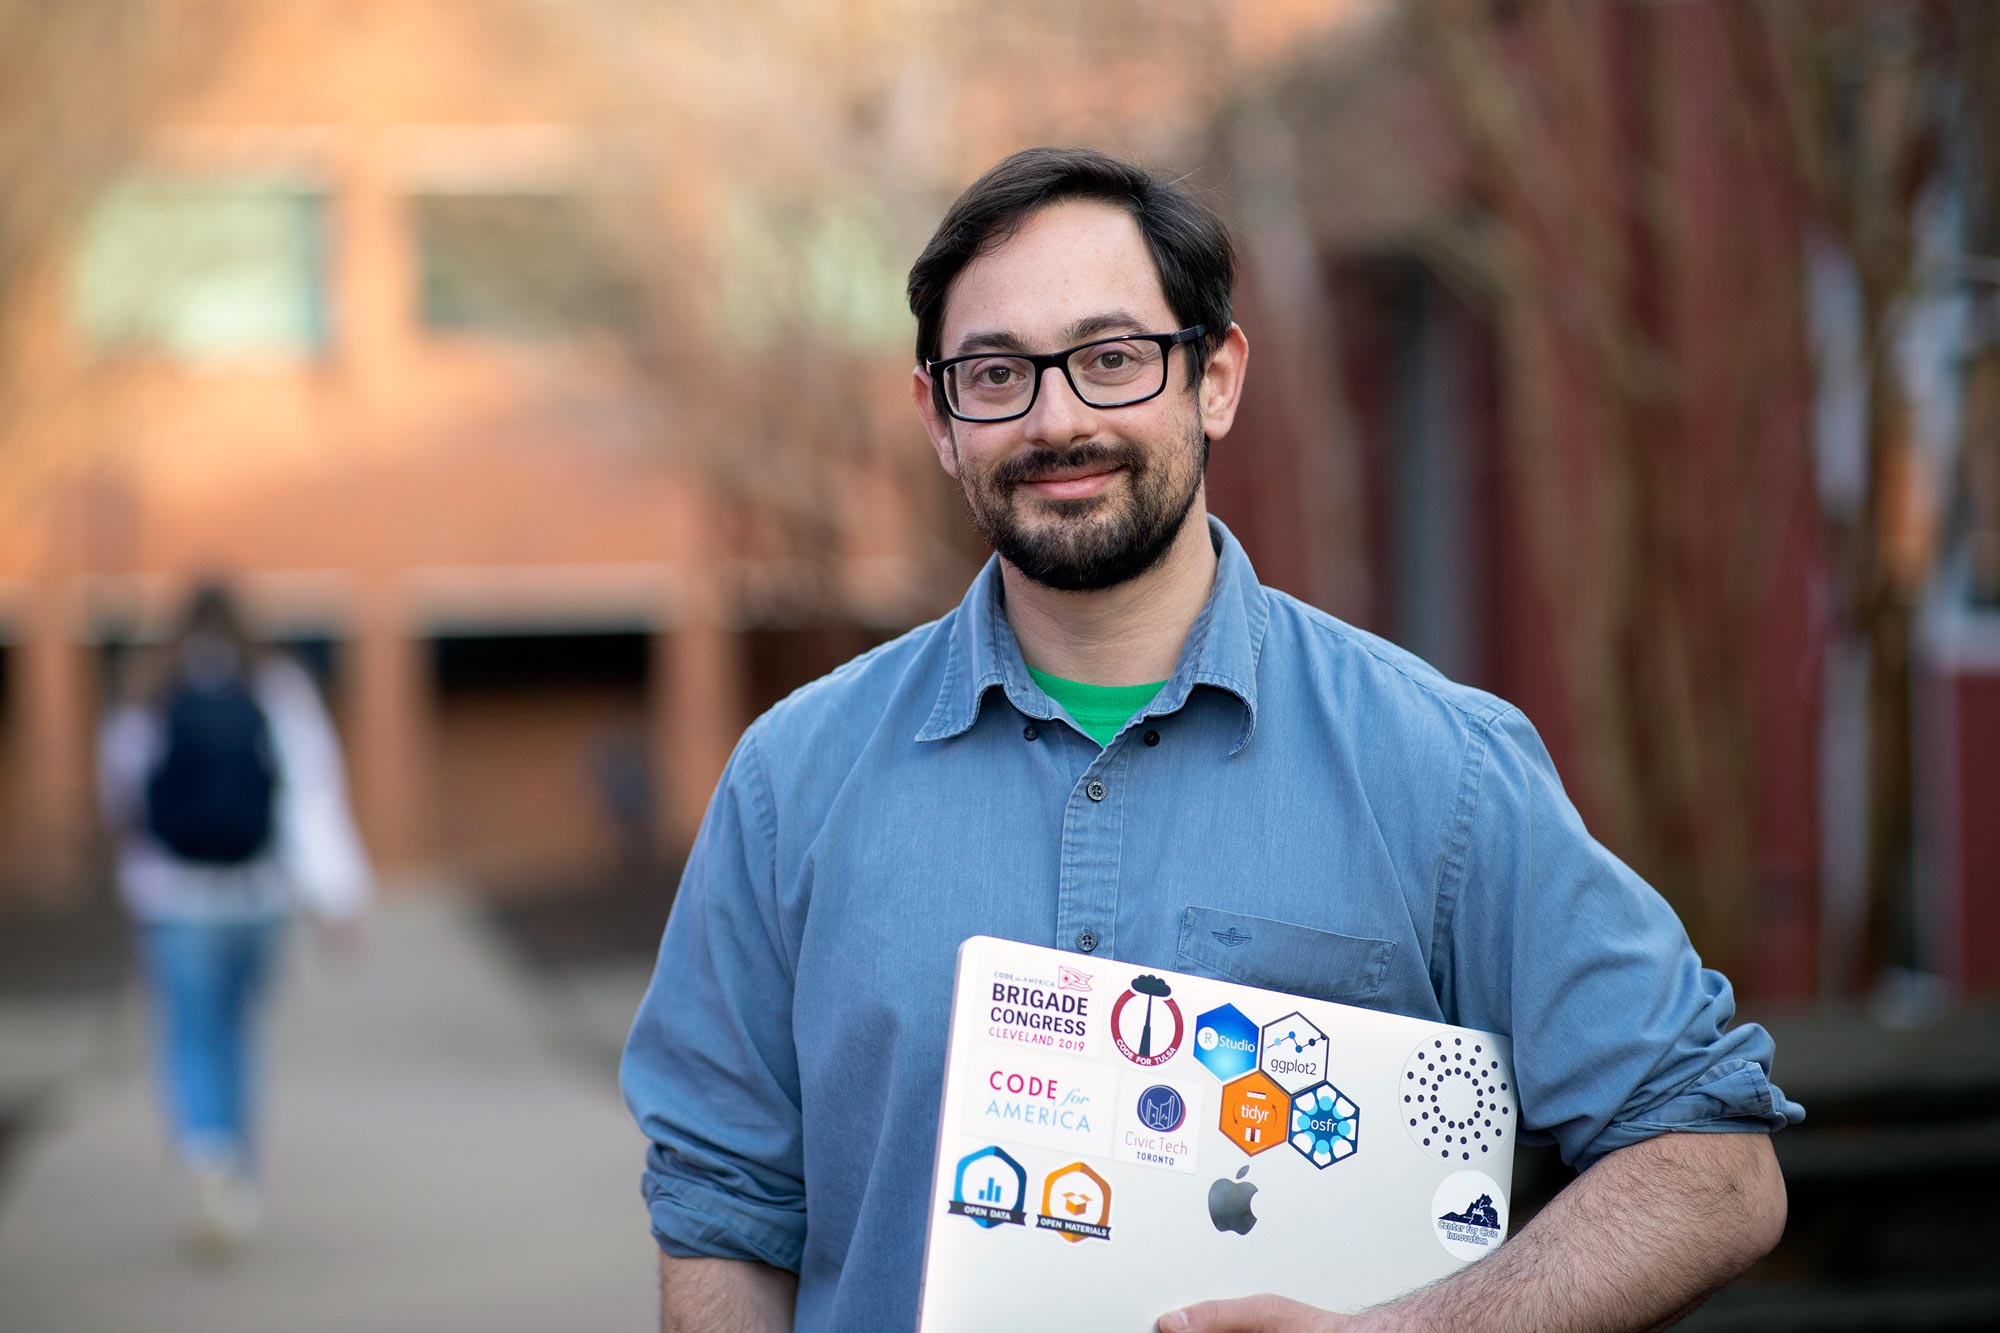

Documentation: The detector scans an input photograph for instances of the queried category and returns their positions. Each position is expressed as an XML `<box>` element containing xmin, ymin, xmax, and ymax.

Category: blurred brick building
<box><xmin>0</xmin><ymin>0</ymin><xmax>953</xmax><ymax>892</ymax></box>
<box><xmin>9</xmin><ymin>0</ymin><xmax>1986</xmax><ymax>1005</ymax></box>
<box><xmin>0</xmin><ymin>0</ymin><xmax>1380</xmax><ymax>898</ymax></box>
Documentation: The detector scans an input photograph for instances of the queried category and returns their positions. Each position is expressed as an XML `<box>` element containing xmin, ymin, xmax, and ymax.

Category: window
<box><xmin>72</xmin><ymin>179</ymin><xmax>329</xmax><ymax>360</ymax></box>
<box><xmin>412</xmin><ymin>191</ymin><xmax>635</xmax><ymax>337</ymax></box>
<box><xmin>721</xmin><ymin>193</ymin><xmax>911</xmax><ymax>350</ymax></box>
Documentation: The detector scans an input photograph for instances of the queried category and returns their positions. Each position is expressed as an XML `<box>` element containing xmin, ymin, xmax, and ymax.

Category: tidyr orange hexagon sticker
<box><xmin>1218</xmin><ymin>1070</ymin><xmax>1287</xmax><ymax>1156</ymax></box>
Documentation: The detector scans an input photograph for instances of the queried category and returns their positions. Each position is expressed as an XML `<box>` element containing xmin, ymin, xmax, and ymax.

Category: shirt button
<box><xmin>1143</xmin><ymin>729</ymin><xmax>1160</xmax><ymax>747</ymax></box>
<box><xmin>1076</xmin><ymin>930</ymin><xmax>1098</xmax><ymax>953</ymax></box>
<box><xmin>1085</xmin><ymin>780</ymin><xmax>1107</xmax><ymax>802</ymax></box>
<box><xmin>1023</xmin><ymin>723</ymin><xmax>1040</xmax><ymax>741</ymax></box>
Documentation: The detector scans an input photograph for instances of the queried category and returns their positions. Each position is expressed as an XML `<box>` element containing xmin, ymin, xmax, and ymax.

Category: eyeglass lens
<box><xmin>944</xmin><ymin>339</ymin><xmax>1168</xmax><ymax>420</ymax></box>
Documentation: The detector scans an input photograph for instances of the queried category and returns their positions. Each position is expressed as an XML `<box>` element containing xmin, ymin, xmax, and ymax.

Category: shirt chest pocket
<box><xmin>1176</xmin><ymin>906</ymin><xmax>1397</xmax><ymax>1007</ymax></box>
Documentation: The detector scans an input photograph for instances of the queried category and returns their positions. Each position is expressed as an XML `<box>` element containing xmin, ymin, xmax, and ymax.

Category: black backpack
<box><xmin>143</xmin><ymin>674</ymin><xmax>279</xmax><ymax>864</ymax></box>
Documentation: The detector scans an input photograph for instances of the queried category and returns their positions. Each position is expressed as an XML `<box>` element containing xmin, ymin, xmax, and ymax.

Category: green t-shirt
<box><xmin>1027</xmin><ymin>666</ymin><xmax>1168</xmax><ymax>747</ymax></box>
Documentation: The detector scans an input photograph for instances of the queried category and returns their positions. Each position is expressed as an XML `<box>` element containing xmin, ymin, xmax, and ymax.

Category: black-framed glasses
<box><xmin>926</xmin><ymin>326</ymin><xmax>1206</xmax><ymax>423</ymax></box>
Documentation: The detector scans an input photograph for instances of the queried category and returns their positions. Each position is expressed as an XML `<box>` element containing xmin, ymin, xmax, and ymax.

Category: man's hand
<box><xmin>1160</xmin><ymin>1294</ymin><xmax>1357</xmax><ymax>1331</ymax></box>
<box><xmin>1160</xmin><ymin>1131</ymin><xmax>1784</xmax><ymax>1333</ymax></box>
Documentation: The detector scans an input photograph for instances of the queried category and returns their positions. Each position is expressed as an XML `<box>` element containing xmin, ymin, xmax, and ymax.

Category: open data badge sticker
<box><xmin>1401</xmin><ymin>1033</ymin><xmax>1513</xmax><ymax>1163</ymax></box>
<box><xmin>948</xmin><ymin>1144</ymin><xmax>1029</xmax><ymax>1229</ymax></box>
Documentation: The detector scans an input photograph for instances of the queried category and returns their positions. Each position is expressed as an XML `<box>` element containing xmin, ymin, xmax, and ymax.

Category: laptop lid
<box><xmin>917</xmin><ymin>936</ymin><xmax>1517</xmax><ymax>1331</ymax></box>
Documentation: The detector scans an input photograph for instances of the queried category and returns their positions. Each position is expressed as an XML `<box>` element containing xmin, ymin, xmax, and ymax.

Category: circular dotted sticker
<box><xmin>1400</xmin><ymin>1033</ymin><xmax>1512</xmax><ymax>1163</ymax></box>
<box><xmin>1430</xmin><ymin>1169</ymin><xmax>1508</xmax><ymax>1262</ymax></box>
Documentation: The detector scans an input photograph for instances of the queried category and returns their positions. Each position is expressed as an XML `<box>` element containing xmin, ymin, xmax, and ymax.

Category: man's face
<box><xmin>914</xmin><ymin>201</ymin><xmax>1231</xmax><ymax>592</ymax></box>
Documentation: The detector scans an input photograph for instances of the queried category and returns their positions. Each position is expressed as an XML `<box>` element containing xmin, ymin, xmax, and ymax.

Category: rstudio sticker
<box><xmin>1192</xmin><ymin>1003</ymin><xmax>1258</xmax><ymax>1081</ymax></box>
<box><xmin>1431</xmin><ymin>1170</ymin><xmax>1508</xmax><ymax>1261</ymax></box>
<box><xmin>1110</xmin><ymin>974</ymin><xmax>1183</xmax><ymax>1067</ymax></box>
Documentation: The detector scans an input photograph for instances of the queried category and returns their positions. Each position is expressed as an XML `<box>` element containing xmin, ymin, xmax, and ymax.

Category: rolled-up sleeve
<box><xmin>619</xmin><ymin>726</ymin><xmax>806</xmax><ymax>1271</ymax></box>
<box><xmin>1439</xmin><ymin>707</ymin><xmax>1805</xmax><ymax>1171</ymax></box>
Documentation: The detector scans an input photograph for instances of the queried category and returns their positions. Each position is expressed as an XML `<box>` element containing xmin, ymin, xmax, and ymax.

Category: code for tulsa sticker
<box><xmin>1431</xmin><ymin>1169</ymin><xmax>1508</xmax><ymax>1262</ymax></box>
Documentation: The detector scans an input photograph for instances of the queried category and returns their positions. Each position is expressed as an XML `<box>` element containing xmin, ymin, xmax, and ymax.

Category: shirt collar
<box><xmin>915</xmin><ymin>515</ymin><xmax>1268</xmax><ymax>753</ymax></box>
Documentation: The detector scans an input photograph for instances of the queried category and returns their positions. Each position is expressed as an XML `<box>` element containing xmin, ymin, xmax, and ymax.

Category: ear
<box><xmin>911</xmin><ymin>365</ymin><xmax>960</xmax><ymax>478</ymax></box>
<box><xmin>1196</xmin><ymin>323</ymin><xmax>1250</xmax><ymax>443</ymax></box>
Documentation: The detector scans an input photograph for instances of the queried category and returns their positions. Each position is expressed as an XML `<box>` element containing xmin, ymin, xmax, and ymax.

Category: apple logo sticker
<box><xmin>1207</xmin><ymin>1165</ymin><xmax>1258</xmax><ymax>1235</ymax></box>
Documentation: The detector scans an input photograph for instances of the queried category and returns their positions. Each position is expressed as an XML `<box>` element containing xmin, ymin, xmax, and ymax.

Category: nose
<box><xmin>1019</xmin><ymin>363</ymin><xmax>1093</xmax><ymax>447</ymax></box>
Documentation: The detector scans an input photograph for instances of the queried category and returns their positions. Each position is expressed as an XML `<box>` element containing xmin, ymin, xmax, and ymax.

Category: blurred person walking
<box><xmin>97</xmin><ymin>578</ymin><xmax>371</xmax><ymax>1258</ymax></box>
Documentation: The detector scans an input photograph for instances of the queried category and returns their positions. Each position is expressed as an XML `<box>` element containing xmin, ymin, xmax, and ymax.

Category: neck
<box><xmin>1000</xmin><ymin>496</ymin><xmax>1218</xmax><ymax>686</ymax></box>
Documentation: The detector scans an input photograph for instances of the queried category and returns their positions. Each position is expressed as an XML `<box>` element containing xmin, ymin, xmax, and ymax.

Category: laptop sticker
<box><xmin>1431</xmin><ymin>1170</ymin><xmax>1508</xmax><ymax>1261</ymax></box>
<box><xmin>1218</xmin><ymin>1070</ymin><xmax>1288</xmax><ymax>1155</ymax></box>
<box><xmin>1287</xmin><ymin>1081</ymin><xmax>1360</xmax><ymax>1168</ymax></box>
<box><xmin>1114</xmin><ymin>1079</ymin><xmax>1202</xmax><ymax>1173</ymax></box>
<box><xmin>983</xmin><ymin>964</ymin><xmax>1095</xmax><ymax>1057</ymax></box>
<box><xmin>1110</xmin><ymin>974</ymin><xmax>1184</xmax><ymax>1067</ymax></box>
<box><xmin>947</xmin><ymin>1145</ymin><xmax>1029</xmax><ymax>1229</ymax></box>
<box><xmin>1192</xmin><ymin>1003</ymin><xmax>1258</xmax><ymax>1081</ymax></box>
<box><xmin>1258</xmin><ymin>1011</ymin><xmax>1329</xmax><ymax>1090</ymax></box>
<box><xmin>1401</xmin><ymin>1034</ymin><xmax>1512</xmax><ymax>1162</ymax></box>
<box><xmin>1036</xmin><ymin>1162</ymin><xmax>1113</xmax><ymax>1243</ymax></box>
<box><xmin>964</xmin><ymin>1056</ymin><xmax>1115</xmax><ymax>1156</ymax></box>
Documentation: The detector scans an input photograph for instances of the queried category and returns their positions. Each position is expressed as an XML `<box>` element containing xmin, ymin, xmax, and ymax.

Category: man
<box><xmin>621</xmin><ymin>147</ymin><xmax>1800</xmax><ymax>1332</ymax></box>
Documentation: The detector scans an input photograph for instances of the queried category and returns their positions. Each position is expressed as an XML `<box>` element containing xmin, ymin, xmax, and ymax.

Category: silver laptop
<box><xmin>917</xmin><ymin>936</ymin><xmax>1517</xmax><ymax>1331</ymax></box>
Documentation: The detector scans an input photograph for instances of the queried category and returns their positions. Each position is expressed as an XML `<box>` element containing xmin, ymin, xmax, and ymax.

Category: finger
<box><xmin>1160</xmin><ymin>1293</ymin><xmax>1333</xmax><ymax>1332</ymax></box>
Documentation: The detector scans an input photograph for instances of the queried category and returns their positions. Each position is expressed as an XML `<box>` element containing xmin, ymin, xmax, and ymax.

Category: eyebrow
<box><xmin>949</xmin><ymin>309</ymin><xmax>1151</xmax><ymax>358</ymax></box>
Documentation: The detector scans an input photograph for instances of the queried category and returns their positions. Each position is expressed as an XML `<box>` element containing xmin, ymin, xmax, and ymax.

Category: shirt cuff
<box><xmin>1578</xmin><ymin>1058</ymin><xmax>1807</xmax><ymax>1168</ymax></box>
<box><xmin>642</xmin><ymin>1167</ymin><xmax>805</xmax><ymax>1274</ymax></box>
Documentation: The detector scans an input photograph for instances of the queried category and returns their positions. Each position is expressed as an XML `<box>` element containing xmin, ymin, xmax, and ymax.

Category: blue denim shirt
<box><xmin>620</xmin><ymin>517</ymin><xmax>1803</xmax><ymax>1331</ymax></box>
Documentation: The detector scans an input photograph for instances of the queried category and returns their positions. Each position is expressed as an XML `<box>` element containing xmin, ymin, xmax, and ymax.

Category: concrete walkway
<box><xmin>0</xmin><ymin>891</ymin><xmax>657</xmax><ymax>1333</ymax></box>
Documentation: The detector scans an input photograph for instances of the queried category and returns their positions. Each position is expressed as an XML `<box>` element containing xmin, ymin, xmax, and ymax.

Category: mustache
<box><xmin>991</xmin><ymin>442</ymin><xmax>1143</xmax><ymax>488</ymax></box>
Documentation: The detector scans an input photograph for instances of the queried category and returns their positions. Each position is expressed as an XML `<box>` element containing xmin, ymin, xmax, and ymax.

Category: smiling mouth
<box><xmin>1020</xmin><ymin>467</ymin><xmax>1121</xmax><ymax>501</ymax></box>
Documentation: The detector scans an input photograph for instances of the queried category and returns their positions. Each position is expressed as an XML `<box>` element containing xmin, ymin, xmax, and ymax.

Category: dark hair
<box><xmin>907</xmin><ymin>147</ymin><xmax>1235</xmax><ymax>389</ymax></box>
<box><xmin>128</xmin><ymin>574</ymin><xmax>265</xmax><ymax>705</ymax></box>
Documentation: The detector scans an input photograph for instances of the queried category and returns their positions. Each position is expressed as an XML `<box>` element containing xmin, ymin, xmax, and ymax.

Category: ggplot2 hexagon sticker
<box><xmin>1289</xmin><ymin>1081</ymin><xmax>1359</xmax><ymax>1169</ymax></box>
<box><xmin>1193</xmin><ymin>1003</ymin><xmax>1258</xmax><ymax>1081</ymax></box>
<box><xmin>1258</xmin><ymin>1011</ymin><xmax>1328</xmax><ymax>1091</ymax></box>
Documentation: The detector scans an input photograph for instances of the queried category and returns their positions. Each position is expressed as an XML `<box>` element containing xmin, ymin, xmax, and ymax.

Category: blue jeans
<box><xmin>137</xmin><ymin>919</ymin><xmax>282</xmax><ymax>1162</ymax></box>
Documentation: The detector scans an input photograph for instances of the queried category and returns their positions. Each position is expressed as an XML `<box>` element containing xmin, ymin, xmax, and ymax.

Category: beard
<box><xmin>954</xmin><ymin>417</ymin><xmax>1209</xmax><ymax>592</ymax></box>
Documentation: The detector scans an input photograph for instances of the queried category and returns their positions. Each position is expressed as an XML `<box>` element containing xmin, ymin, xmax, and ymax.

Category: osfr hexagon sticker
<box><xmin>1288</xmin><ymin>1081</ymin><xmax>1359</xmax><ymax>1169</ymax></box>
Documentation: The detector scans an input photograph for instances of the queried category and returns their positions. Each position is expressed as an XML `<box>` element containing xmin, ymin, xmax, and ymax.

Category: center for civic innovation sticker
<box><xmin>1430</xmin><ymin>1169</ymin><xmax>1508</xmax><ymax>1261</ymax></box>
